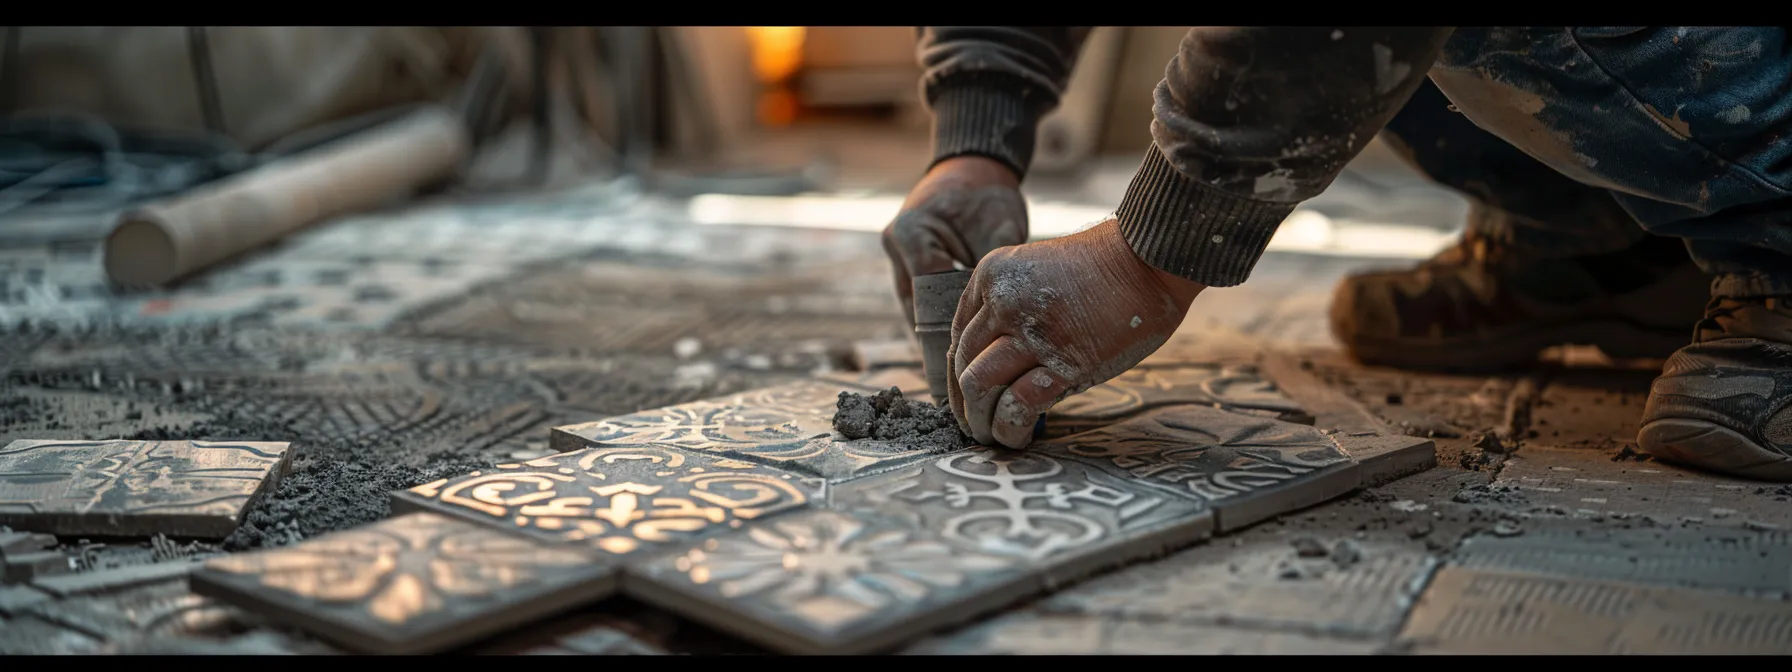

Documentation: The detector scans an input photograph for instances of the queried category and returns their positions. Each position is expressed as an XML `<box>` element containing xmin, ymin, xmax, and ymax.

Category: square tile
<box><xmin>0</xmin><ymin>440</ymin><xmax>294</xmax><ymax>538</ymax></box>
<box><xmin>23</xmin><ymin>579</ymin><xmax>237</xmax><ymax>642</ymax></box>
<box><xmin>190</xmin><ymin>512</ymin><xmax>618</xmax><ymax>655</ymax></box>
<box><xmin>827</xmin><ymin>446</ymin><xmax>1213</xmax><ymax>584</ymax></box>
<box><xmin>31</xmin><ymin>558</ymin><xmax>203</xmax><ymax>597</ymax></box>
<box><xmin>1397</xmin><ymin>566</ymin><xmax>1792</xmax><ymax>654</ymax></box>
<box><xmin>1490</xmin><ymin>446</ymin><xmax>1787</xmax><ymax>527</ymax></box>
<box><xmin>1043</xmin><ymin>363</ymin><xmax>1313</xmax><ymax>439</ymax></box>
<box><xmin>0</xmin><ymin>584</ymin><xmax>51</xmax><ymax>616</ymax></box>
<box><xmin>1039</xmin><ymin>406</ymin><xmax>1361</xmax><ymax>532</ymax></box>
<box><xmin>626</xmin><ymin>508</ymin><xmax>1039</xmax><ymax>654</ymax></box>
<box><xmin>4</xmin><ymin>550</ymin><xmax>72</xmax><ymax>583</ymax></box>
<box><xmin>551</xmin><ymin>380</ymin><xmax>953</xmax><ymax>483</ymax></box>
<box><xmin>1451</xmin><ymin>525</ymin><xmax>1792</xmax><ymax>596</ymax></box>
<box><xmin>908</xmin><ymin>613</ymin><xmax>1382</xmax><ymax>655</ymax></box>
<box><xmin>1039</xmin><ymin>537</ymin><xmax>1439</xmax><ymax>638</ymax></box>
<box><xmin>0</xmin><ymin>530</ymin><xmax>56</xmax><ymax>559</ymax></box>
<box><xmin>1329</xmin><ymin>433</ymin><xmax>1437</xmax><ymax>487</ymax></box>
<box><xmin>391</xmin><ymin>445</ymin><xmax>822</xmax><ymax>557</ymax></box>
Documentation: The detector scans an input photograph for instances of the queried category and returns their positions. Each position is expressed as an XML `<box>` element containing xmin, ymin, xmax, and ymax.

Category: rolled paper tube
<box><xmin>104</xmin><ymin>106</ymin><xmax>471</xmax><ymax>287</ymax></box>
<box><xmin>912</xmin><ymin>269</ymin><xmax>973</xmax><ymax>406</ymax></box>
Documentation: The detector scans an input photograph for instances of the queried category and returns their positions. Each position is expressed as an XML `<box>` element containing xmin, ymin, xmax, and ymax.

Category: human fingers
<box><xmin>957</xmin><ymin>335</ymin><xmax>1042</xmax><ymax>446</ymax></box>
<box><xmin>990</xmin><ymin>365</ymin><xmax>1076</xmax><ymax>449</ymax></box>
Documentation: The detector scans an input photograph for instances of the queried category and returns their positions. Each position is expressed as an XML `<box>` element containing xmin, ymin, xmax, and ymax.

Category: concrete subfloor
<box><xmin>3</xmin><ymin>139</ymin><xmax>1791</xmax><ymax>654</ymax></box>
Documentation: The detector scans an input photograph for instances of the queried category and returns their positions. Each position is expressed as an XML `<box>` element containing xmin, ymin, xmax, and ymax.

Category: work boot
<box><xmin>1638</xmin><ymin>296</ymin><xmax>1792</xmax><ymax>481</ymax></box>
<box><xmin>1328</xmin><ymin>229</ymin><xmax>1709</xmax><ymax>372</ymax></box>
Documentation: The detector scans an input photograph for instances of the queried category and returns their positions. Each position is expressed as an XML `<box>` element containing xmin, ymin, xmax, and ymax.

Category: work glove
<box><xmin>882</xmin><ymin>156</ymin><xmax>1030</xmax><ymax>328</ymax></box>
<box><xmin>948</xmin><ymin>218</ymin><xmax>1206</xmax><ymax>449</ymax></box>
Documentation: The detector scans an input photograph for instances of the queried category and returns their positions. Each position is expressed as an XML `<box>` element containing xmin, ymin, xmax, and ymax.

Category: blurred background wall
<box><xmin>0</xmin><ymin>26</ymin><xmax>1429</xmax><ymax>209</ymax></box>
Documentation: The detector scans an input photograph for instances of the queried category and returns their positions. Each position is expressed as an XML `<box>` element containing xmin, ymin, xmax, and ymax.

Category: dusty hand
<box><xmin>948</xmin><ymin>219</ymin><xmax>1206</xmax><ymax>448</ymax></box>
<box><xmin>882</xmin><ymin>156</ymin><xmax>1029</xmax><ymax>327</ymax></box>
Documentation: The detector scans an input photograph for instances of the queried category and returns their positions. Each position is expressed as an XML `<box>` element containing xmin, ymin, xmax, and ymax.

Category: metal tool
<box><xmin>913</xmin><ymin>269</ymin><xmax>972</xmax><ymax>407</ymax></box>
<box><xmin>914</xmin><ymin>268</ymin><xmax>1050</xmax><ymax>440</ymax></box>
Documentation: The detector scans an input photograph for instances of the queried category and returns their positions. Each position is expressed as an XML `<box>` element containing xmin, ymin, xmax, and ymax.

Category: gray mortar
<box><xmin>832</xmin><ymin>387</ymin><xmax>968</xmax><ymax>453</ymax></box>
<box><xmin>122</xmin><ymin>407</ymin><xmax>491</xmax><ymax>551</ymax></box>
<box><xmin>1452</xmin><ymin>483</ymin><xmax>1530</xmax><ymax>506</ymax></box>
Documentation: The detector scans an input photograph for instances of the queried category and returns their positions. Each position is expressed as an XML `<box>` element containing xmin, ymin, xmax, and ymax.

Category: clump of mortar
<box><xmin>832</xmin><ymin>387</ymin><xmax>967</xmax><ymax>452</ymax></box>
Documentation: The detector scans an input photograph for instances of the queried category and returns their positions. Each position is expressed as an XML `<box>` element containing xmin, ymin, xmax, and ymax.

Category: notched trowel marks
<box><xmin>832</xmin><ymin>387</ymin><xmax>968</xmax><ymax>453</ymax></box>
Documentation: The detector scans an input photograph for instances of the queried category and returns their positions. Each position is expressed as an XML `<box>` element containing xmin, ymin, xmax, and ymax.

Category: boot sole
<box><xmin>1637</xmin><ymin>418</ymin><xmax>1792</xmax><ymax>482</ymax></box>
<box><xmin>1342</xmin><ymin>319</ymin><xmax>1686</xmax><ymax>373</ymax></box>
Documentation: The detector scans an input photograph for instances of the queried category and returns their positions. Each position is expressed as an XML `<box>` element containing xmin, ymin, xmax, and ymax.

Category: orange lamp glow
<box><xmin>744</xmin><ymin>26</ymin><xmax>806</xmax><ymax>83</ymax></box>
<box><xmin>744</xmin><ymin>27</ymin><xmax>806</xmax><ymax>126</ymax></box>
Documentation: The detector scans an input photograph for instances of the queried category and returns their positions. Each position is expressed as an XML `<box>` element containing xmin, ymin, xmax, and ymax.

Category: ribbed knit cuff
<box><xmin>1115</xmin><ymin>145</ymin><xmax>1298</xmax><ymax>288</ymax></box>
<box><xmin>927</xmin><ymin>72</ymin><xmax>1044</xmax><ymax>179</ymax></box>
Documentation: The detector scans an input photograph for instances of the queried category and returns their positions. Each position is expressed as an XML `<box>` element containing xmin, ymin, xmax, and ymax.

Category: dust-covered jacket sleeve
<box><xmin>1116</xmin><ymin>27</ymin><xmax>1453</xmax><ymax>287</ymax></box>
<box><xmin>916</xmin><ymin>27</ymin><xmax>1092</xmax><ymax>179</ymax></box>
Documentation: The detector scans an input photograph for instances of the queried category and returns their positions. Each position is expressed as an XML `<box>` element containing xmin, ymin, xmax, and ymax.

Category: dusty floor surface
<box><xmin>3</xmin><ymin>179</ymin><xmax>1791</xmax><ymax>655</ymax></box>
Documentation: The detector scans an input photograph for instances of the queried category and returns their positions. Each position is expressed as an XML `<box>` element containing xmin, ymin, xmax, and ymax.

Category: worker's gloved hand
<box><xmin>882</xmin><ymin>156</ymin><xmax>1029</xmax><ymax>328</ymax></box>
<box><xmin>948</xmin><ymin>219</ymin><xmax>1206</xmax><ymax>449</ymax></box>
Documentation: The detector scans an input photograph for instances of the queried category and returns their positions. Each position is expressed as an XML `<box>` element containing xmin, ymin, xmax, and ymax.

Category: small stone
<box><xmin>1472</xmin><ymin>433</ymin><xmax>1509</xmax><ymax>455</ymax></box>
<box><xmin>1276</xmin><ymin>561</ymin><xmax>1306</xmax><ymax>580</ymax></box>
<box><xmin>1491</xmin><ymin>521</ymin><xmax>1523</xmax><ymax>537</ymax></box>
<box><xmin>1291</xmin><ymin>536</ymin><xmax>1328</xmax><ymax>558</ymax></box>
<box><xmin>1330</xmin><ymin>540</ymin><xmax>1364</xmax><ymax>569</ymax></box>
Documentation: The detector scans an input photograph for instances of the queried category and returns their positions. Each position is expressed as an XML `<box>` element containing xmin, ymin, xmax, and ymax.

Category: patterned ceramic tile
<box><xmin>190</xmin><ymin>512</ymin><xmax>616</xmax><ymax>654</ymax></box>
<box><xmin>827</xmin><ymin>445</ymin><xmax>1213</xmax><ymax>584</ymax></box>
<box><xmin>1043</xmin><ymin>364</ymin><xmax>1314</xmax><ymax>438</ymax></box>
<box><xmin>627</xmin><ymin>508</ymin><xmax>1038</xmax><ymax>654</ymax></box>
<box><xmin>0</xmin><ymin>440</ymin><xmax>293</xmax><ymax>538</ymax></box>
<box><xmin>391</xmin><ymin>445</ymin><xmax>821</xmax><ymax>557</ymax></box>
<box><xmin>1040</xmin><ymin>406</ymin><xmax>1361</xmax><ymax>532</ymax></box>
<box><xmin>551</xmin><ymin>380</ymin><xmax>956</xmax><ymax>483</ymax></box>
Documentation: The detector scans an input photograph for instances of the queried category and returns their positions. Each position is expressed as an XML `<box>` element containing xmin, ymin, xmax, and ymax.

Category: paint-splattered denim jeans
<box><xmin>1379</xmin><ymin>27</ymin><xmax>1792</xmax><ymax>298</ymax></box>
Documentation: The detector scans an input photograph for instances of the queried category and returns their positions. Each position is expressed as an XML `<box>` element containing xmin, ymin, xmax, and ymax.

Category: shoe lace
<box><xmin>1429</xmin><ymin>229</ymin><xmax>1507</xmax><ymax>268</ymax></box>
<box><xmin>1692</xmin><ymin>296</ymin><xmax>1792</xmax><ymax>344</ymax></box>
<box><xmin>1692</xmin><ymin>296</ymin><xmax>1741</xmax><ymax>344</ymax></box>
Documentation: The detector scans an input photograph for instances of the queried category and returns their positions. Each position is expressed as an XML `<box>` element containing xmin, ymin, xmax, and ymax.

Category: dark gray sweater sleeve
<box><xmin>916</xmin><ymin>27</ymin><xmax>1092</xmax><ymax>179</ymax></box>
<box><xmin>1117</xmin><ymin>27</ymin><xmax>1453</xmax><ymax>287</ymax></box>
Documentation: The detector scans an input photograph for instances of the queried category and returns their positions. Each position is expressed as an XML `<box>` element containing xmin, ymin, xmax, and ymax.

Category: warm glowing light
<box><xmin>683</xmin><ymin>193</ymin><xmax>1454</xmax><ymax>259</ymax></box>
<box><xmin>758</xmin><ymin>88</ymin><xmax>799</xmax><ymax>127</ymax></box>
<box><xmin>744</xmin><ymin>26</ymin><xmax>806</xmax><ymax>83</ymax></box>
